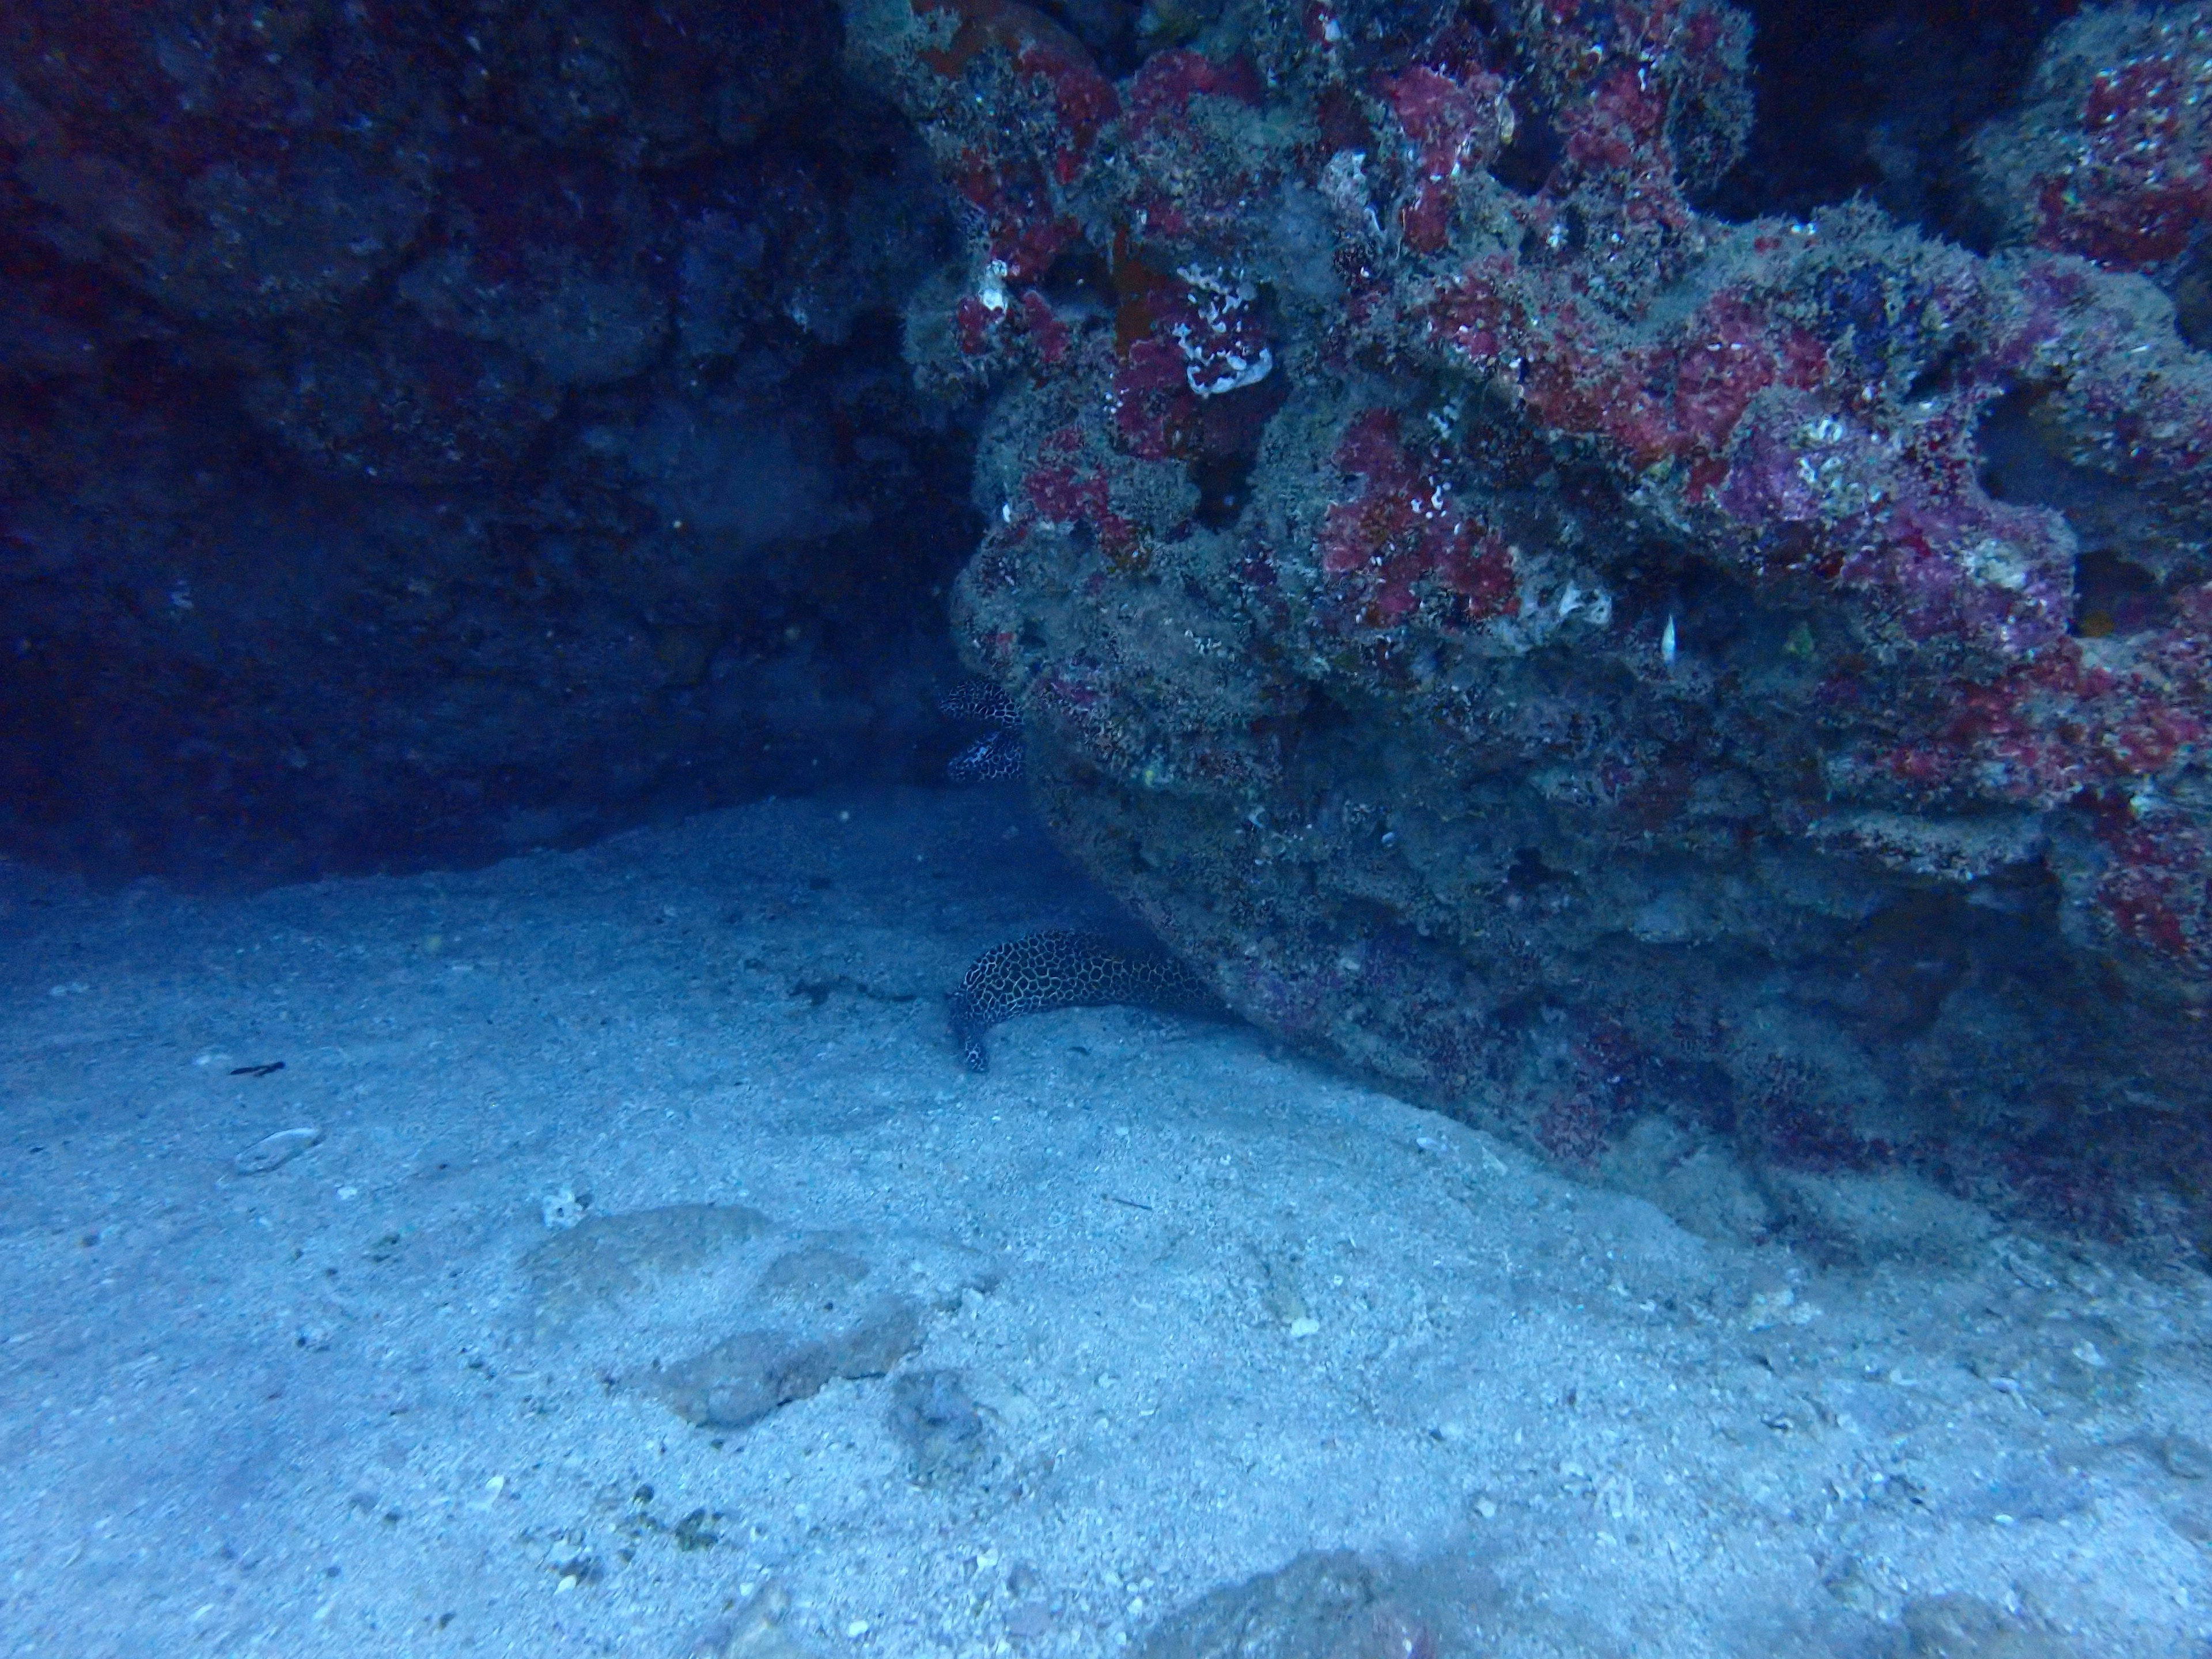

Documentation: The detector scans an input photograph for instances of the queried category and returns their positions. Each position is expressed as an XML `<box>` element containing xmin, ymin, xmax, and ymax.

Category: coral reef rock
<box><xmin>847</xmin><ymin>0</ymin><xmax>2212</xmax><ymax>1240</ymax></box>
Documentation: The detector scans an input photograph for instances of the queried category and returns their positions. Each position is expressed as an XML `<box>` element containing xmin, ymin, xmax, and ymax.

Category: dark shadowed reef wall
<box><xmin>0</xmin><ymin>0</ymin><xmax>978</xmax><ymax>884</ymax></box>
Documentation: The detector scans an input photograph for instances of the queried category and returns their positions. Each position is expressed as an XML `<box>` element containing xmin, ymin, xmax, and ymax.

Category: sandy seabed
<box><xmin>2</xmin><ymin>787</ymin><xmax>2207</xmax><ymax>1658</ymax></box>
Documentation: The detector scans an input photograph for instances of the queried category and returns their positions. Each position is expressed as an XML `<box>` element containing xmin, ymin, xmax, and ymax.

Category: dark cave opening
<box><xmin>1703</xmin><ymin>0</ymin><xmax>2082</xmax><ymax>236</ymax></box>
<box><xmin>2069</xmin><ymin>549</ymin><xmax>2178</xmax><ymax>640</ymax></box>
<box><xmin>0</xmin><ymin>0</ymin><xmax>993</xmax><ymax>889</ymax></box>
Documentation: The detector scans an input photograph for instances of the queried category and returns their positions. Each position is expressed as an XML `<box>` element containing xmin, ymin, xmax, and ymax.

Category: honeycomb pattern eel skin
<box><xmin>946</xmin><ymin>930</ymin><xmax>1219</xmax><ymax>1072</ymax></box>
<box><xmin>939</xmin><ymin>680</ymin><xmax>1025</xmax><ymax>784</ymax></box>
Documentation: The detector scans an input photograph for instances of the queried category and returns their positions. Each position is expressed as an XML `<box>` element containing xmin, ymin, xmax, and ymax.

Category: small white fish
<box><xmin>1661</xmin><ymin>613</ymin><xmax>1677</xmax><ymax>668</ymax></box>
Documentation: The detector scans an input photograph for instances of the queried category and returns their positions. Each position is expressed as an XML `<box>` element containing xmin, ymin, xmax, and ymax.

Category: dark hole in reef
<box><xmin>1976</xmin><ymin>388</ymin><xmax>2066</xmax><ymax>501</ymax></box>
<box><xmin>1700</xmin><ymin>0</ymin><xmax>2078</xmax><ymax>234</ymax></box>
<box><xmin>1299</xmin><ymin>686</ymin><xmax>1362</xmax><ymax>740</ymax></box>
<box><xmin>1203</xmin><ymin>451</ymin><xmax>1256</xmax><ymax>528</ymax></box>
<box><xmin>1816</xmin><ymin>878</ymin><xmax>2066</xmax><ymax>1043</ymax></box>
<box><xmin>2069</xmin><ymin>550</ymin><xmax>2173</xmax><ymax>640</ymax></box>
<box><xmin>1031</xmin><ymin>0</ymin><xmax>1142</xmax><ymax>75</ymax></box>
<box><xmin>1284</xmin><ymin>688</ymin><xmax>1396</xmax><ymax>782</ymax></box>
<box><xmin>839</xmin><ymin>306</ymin><xmax>907</xmax><ymax>359</ymax></box>
<box><xmin>1189</xmin><ymin>372</ymin><xmax>1287</xmax><ymax>528</ymax></box>
<box><xmin>1608</xmin><ymin>548</ymin><xmax>1701</xmax><ymax>635</ymax></box>
<box><xmin>1669</xmin><ymin>555</ymin><xmax>1761</xmax><ymax>658</ymax></box>
<box><xmin>2174</xmin><ymin>249</ymin><xmax>2212</xmax><ymax>353</ymax></box>
<box><xmin>1198</xmin><ymin>363</ymin><xmax>1287</xmax><ymax>449</ymax></box>
<box><xmin>1506</xmin><ymin>847</ymin><xmax>1569</xmax><ymax>891</ymax></box>
<box><xmin>1975</xmin><ymin>389</ymin><xmax>2180</xmax><ymax>611</ymax></box>
<box><xmin>1489</xmin><ymin>93</ymin><xmax>1562</xmax><ymax>198</ymax></box>
<box><xmin>1039</xmin><ymin>237</ymin><xmax>1114</xmax><ymax>317</ymax></box>
<box><xmin>1901</xmin><ymin>340</ymin><xmax>1974</xmax><ymax>405</ymax></box>
<box><xmin>1191</xmin><ymin>452</ymin><xmax>1255</xmax><ymax>529</ymax></box>
<box><xmin>1820</xmin><ymin>891</ymin><xmax>1975</xmax><ymax>1040</ymax></box>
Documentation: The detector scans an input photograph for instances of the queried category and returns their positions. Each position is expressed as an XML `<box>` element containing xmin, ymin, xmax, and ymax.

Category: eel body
<box><xmin>946</xmin><ymin>930</ymin><xmax>1218</xmax><ymax>1071</ymax></box>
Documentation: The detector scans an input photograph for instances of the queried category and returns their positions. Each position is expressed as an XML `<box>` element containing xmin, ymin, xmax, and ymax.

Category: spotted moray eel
<box><xmin>946</xmin><ymin>930</ymin><xmax>1219</xmax><ymax>1071</ymax></box>
<box><xmin>939</xmin><ymin>680</ymin><xmax>1024</xmax><ymax>785</ymax></box>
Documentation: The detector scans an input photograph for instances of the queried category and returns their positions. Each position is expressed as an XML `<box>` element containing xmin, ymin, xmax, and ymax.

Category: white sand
<box><xmin>2</xmin><ymin>787</ymin><xmax>2207</xmax><ymax>1657</ymax></box>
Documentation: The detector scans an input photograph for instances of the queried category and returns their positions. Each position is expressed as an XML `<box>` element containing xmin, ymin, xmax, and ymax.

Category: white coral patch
<box><xmin>1185</xmin><ymin>344</ymin><xmax>1274</xmax><ymax>396</ymax></box>
<box><xmin>1962</xmin><ymin>536</ymin><xmax>2031</xmax><ymax>591</ymax></box>
<box><xmin>977</xmin><ymin>259</ymin><xmax>1010</xmax><ymax>314</ymax></box>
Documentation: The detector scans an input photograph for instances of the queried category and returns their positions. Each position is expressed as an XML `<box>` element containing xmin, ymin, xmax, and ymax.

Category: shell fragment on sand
<box><xmin>234</xmin><ymin>1125</ymin><xmax>323</xmax><ymax>1175</ymax></box>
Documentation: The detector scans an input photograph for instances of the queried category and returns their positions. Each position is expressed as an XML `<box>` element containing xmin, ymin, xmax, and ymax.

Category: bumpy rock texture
<box><xmin>847</xmin><ymin>0</ymin><xmax>2212</xmax><ymax>1241</ymax></box>
<box><xmin>0</xmin><ymin>0</ymin><xmax>974</xmax><ymax>882</ymax></box>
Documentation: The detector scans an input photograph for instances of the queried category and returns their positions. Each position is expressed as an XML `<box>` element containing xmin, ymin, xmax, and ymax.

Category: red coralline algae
<box><xmin>1427</xmin><ymin>276</ymin><xmax>1831</xmax><ymax>481</ymax></box>
<box><xmin>1102</xmin><ymin>253</ymin><xmax>1277</xmax><ymax>459</ymax></box>
<box><xmin>912</xmin><ymin>0</ymin><xmax>1119</xmax><ymax>162</ymax></box>
<box><xmin>1842</xmin><ymin>585</ymin><xmax>2212</xmax><ymax>811</ymax></box>
<box><xmin>1319</xmin><ymin>411</ymin><xmax>1518</xmax><ymax>628</ymax></box>
<box><xmin>1535</xmin><ymin>1088</ymin><xmax>1616</xmax><ymax>1168</ymax></box>
<box><xmin>1023</xmin><ymin>464</ymin><xmax>1111</xmax><ymax>526</ymax></box>
<box><xmin>1017</xmin><ymin>289</ymin><xmax>1070</xmax><ymax>364</ymax></box>
<box><xmin>953</xmin><ymin>295</ymin><xmax>998</xmax><ymax>358</ymax></box>
<box><xmin>2091</xmin><ymin>801</ymin><xmax>2212</xmax><ymax>976</ymax></box>
<box><xmin>1109</xmin><ymin>336</ymin><xmax>1200</xmax><ymax>460</ymax></box>
<box><xmin>1018</xmin><ymin>454</ymin><xmax>1142</xmax><ymax>559</ymax></box>
<box><xmin>2036</xmin><ymin>51</ymin><xmax>2212</xmax><ymax>267</ymax></box>
<box><xmin>844</xmin><ymin>0</ymin><xmax>1120</xmax><ymax>384</ymax></box>
<box><xmin>1124</xmin><ymin>48</ymin><xmax>1263</xmax><ymax>138</ymax></box>
<box><xmin>1381</xmin><ymin>64</ymin><xmax>1513</xmax><ymax>253</ymax></box>
<box><xmin>1977</xmin><ymin>6</ymin><xmax>2212</xmax><ymax>279</ymax></box>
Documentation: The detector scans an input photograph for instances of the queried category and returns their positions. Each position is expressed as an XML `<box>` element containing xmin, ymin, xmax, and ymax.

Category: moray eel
<box><xmin>938</xmin><ymin>679</ymin><xmax>1025</xmax><ymax>784</ymax></box>
<box><xmin>946</xmin><ymin>726</ymin><xmax>1024</xmax><ymax>785</ymax></box>
<box><xmin>946</xmin><ymin>930</ymin><xmax>1219</xmax><ymax>1071</ymax></box>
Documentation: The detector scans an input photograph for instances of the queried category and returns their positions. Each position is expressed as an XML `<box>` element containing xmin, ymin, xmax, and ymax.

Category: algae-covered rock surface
<box><xmin>845</xmin><ymin>0</ymin><xmax>2212</xmax><ymax>1241</ymax></box>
